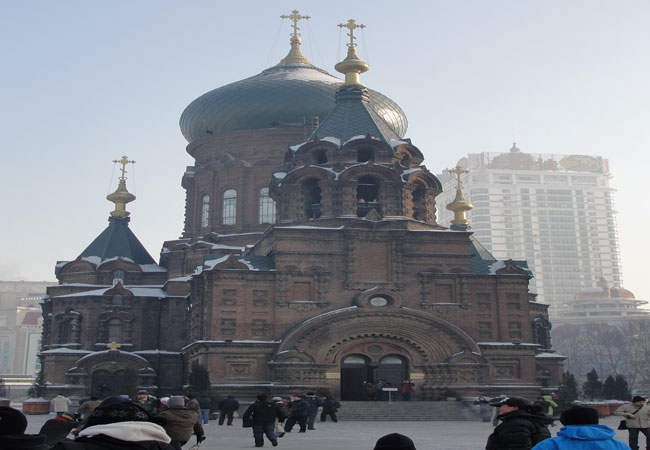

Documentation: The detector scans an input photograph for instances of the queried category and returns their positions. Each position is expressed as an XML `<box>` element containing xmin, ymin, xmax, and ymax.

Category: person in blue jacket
<box><xmin>532</xmin><ymin>405</ymin><xmax>631</xmax><ymax>450</ymax></box>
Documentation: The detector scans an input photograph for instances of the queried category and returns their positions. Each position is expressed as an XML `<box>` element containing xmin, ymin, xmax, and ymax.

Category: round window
<box><xmin>369</xmin><ymin>296</ymin><xmax>388</xmax><ymax>307</ymax></box>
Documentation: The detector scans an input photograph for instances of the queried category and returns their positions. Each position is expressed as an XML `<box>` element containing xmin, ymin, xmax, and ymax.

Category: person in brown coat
<box><xmin>158</xmin><ymin>396</ymin><xmax>205</xmax><ymax>450</ymax></box>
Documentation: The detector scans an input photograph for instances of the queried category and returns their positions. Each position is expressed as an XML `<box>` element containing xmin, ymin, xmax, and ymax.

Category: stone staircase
<box><xmin>335</xmin><ymin>401</ymin><xmax>481</xmax><ymax>421</ymax></box>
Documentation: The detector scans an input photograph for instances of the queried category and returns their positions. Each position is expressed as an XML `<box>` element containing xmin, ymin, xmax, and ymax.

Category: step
<box><xmin>334</xmin><ymin>401</ymin><xmax>481</xmax><ymax>421</ymax></box>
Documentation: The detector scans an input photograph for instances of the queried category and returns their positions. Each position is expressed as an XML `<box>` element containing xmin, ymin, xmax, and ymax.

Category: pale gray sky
<box><xmin>1</xmin><ymin>1</ymin><xmax>648</xmax><ymax>301</ymax></box>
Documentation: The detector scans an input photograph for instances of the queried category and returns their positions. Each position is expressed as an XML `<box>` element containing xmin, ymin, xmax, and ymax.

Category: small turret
<box><xmin>106</xmin><ymin>156</ymin><xmax>136</xmax><ymax>217</ymax></box>
<box><xmin>446</xmin><ymin>165</ymin><xmax>474</xmax><ymax>230</ymax></box>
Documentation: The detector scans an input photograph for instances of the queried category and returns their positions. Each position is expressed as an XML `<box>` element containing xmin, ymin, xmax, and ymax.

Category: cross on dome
<box><xmin>338</xmin><ymin>18</ymin><xmax>365</xmax><ymax>49</ymax></box>
<box><xmin>280</xmin><ymin>10</ymin><xmax>310</xmax><ymax>39</ymax></box>
<box><xmin>113</xmin><ymin>155</ymin><xmax>136</xmax><ymax>181</ymax></box>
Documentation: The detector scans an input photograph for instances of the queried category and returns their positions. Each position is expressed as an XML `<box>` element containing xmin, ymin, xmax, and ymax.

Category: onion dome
<box><xmin>179</xmin><ymin>20</ymin><xmax>407</xmax><ymax>143</ymax></box>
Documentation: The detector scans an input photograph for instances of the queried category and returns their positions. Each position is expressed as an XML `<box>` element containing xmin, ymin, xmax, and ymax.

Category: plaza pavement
<box><xmin>24</xmin><ymin>413</ymin><xmax>631</xmax><ymax>450</ymax></box>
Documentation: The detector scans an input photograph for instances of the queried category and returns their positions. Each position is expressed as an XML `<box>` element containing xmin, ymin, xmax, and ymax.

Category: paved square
<box><xmin>25</xmin><ymin>414</ymin><xmax>631</xmax><ymax>450</ymax></box>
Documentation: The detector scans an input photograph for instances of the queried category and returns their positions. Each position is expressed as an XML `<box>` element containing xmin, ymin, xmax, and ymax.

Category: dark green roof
<box><xmin>468</xmin><ymin>234</ymin><xmax>498</xmax><ymax>275</ymax></box>
<box><xmin>78</xmin><ymin>216</ymin><xmax>155</xmax><ymax>265</ymax></box>
<box><xmin>179</xmin><ymin>63</ymin><xmax>407</xmax><ymax>143</ymax></box>
<box><xmin>310</xmin><ymin>86</ymin><xmax>402</xmax><ymax>144</ymax></box>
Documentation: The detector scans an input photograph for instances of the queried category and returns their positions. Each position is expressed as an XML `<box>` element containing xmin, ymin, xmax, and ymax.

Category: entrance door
<box><xmin>374</xmin><ymin>355</ymin><xmax>408</xmax><ymax>397</ymax></box>
<box><xmin>340</xmin><ymin>355</ymin><xmax>371</xmax><ymax>401</ymax></box>
<box><xmin>91</xmin><ymin>369</ymin><xmax>131</xmax><ymax>398</ymax></box>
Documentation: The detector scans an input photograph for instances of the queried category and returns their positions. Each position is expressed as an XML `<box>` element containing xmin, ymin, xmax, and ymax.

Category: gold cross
<box><xmin>106</xmin><ymin>342</ymin><xmax>121</xmax><ymax>350</ymax></box>
<box><xmin>338</xmin><ymin>19</ymin><xmax>365</xmax><ymax>49</ymax></box>
<box><xmin>113</xmin><ymin>155</ymin><xmax>136</xmax><ymax>181</ymax></box>
<box><xmin>280</xmin><ymin>10</ymin><xmax>310</xmax><ymax>39</ymax></box>
<box><xmin>448</xmin><ymin>165</ymin><xmax>469</xmax><ymax>190</ymax></box>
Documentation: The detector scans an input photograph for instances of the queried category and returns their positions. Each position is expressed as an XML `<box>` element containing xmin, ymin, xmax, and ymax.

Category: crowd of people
<box><xmin>2</xmin><ymin>390</ymin><xmax>649</xmax><ymax>450</ymax></box>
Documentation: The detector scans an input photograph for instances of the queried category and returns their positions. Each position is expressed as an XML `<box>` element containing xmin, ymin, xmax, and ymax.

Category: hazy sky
<box><xmin>1</xmin><ymin>1</ymin><xmax>648</xmax><ymax>301</ymax></box>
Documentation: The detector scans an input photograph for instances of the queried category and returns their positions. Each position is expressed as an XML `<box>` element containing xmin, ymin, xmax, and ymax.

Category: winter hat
<box><xmin>560</xmin><ymin>405</ymin><xmax>599</xmax><ymax>425</ymax></box>
<box><xmin>502</xmin><ymin>397</ymin><xmax>531</xmax><ymax>409</ymax></box>
<box><xmin>374</xmin><ymin>433</ymin><xmax>417</xmax><ymax>450</ymax></box>
<box><xmin>257</xmin><ymin>394</ymin><xmax>268</xmax><ymax>401</ymax></box>
<box><xmin>168</xmin><ymin>396</ymin><xmax>185</xmax><ymax>407</ymax></box>
<box><xmin>84</xmin><ymin>401</ymin><xmax>153</xmax><ymax>428</ymax></box>
<box><xmin>137</xmin><ymin>390</ymin><xmax>148</xmax><ymax>395</ymax></box>
<box><xmin>0</xmin><ymin>407</ymin><xmax>28</xmax><ymax>435</ymax></box>
<box><xmin>272</xmin><ymin>397</ymin><xmax>282</xmax><ymax>401</ymax></box>
<box><xmin>632</xmin><ymin>396</ymin><xmax>646</xmax><ymax>403</ymax></box>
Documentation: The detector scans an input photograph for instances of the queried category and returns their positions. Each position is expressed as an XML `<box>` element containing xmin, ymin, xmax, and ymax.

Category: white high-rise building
<box><xmin>437</xmin><ymin>144</ymin><xmax>623</xmax><ymax>317</ymax></box>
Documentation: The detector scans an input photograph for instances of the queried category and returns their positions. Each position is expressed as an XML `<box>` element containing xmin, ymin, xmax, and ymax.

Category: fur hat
<box><xmin>560</xmin><ymin>405</ymin><xmax>599</xmax><ymax>425</ymax></box>
<box><xmin>84</xmin><ymin>401</ymin><xmax>153</xmax><ymax>428</ymax></box>
<box><xmin>374</xmin><ymin>433</ymin><xmax>417</xmax><ymax>450</ymax></box>
<box><xmin>167</xmin><ymin>396</ymin><xmax>185</xmax><ymax>407</ymax></box>
<box><xmin>0</xmin><ymin>406</ymin><xmax>28</xmax><ymax>436</ymax></box>
<box><xmin>137</xmin><ymin>390</ymin><xmax>148</xmax><ymax>395</ymax></box>
<box><xmin>632</xmin><ymin>396</ymin><xmax>646</xmax><ymax>403</ymax></box>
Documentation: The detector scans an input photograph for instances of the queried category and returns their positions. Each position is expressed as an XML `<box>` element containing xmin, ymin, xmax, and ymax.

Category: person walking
<box><xmin>198</xmin><ymin>393</ymin><xmax>211</xmax><ymax>425</ymax></box>
<box><xmin>320</xmin><ymin>395</ymin><xmax>340</xmax><ymax>423</ymax></box>
<box><xmin>218</xmin><ymin>394</ymin><xmax>240</xmax><ymax>426</ymax></box>
<box><xmin>135</xmin><ymin>390</ymin><xmax>157</xmax><ymax>415</ymax></box>
<box><xmin>485</xmin><ymin>397</ymin><xmax>552</xmax><ymax>450</ymax></box>
<box><xmin>474</xmin><ymin>397</ymin><xmax>492</xmax><ymax>422</ymax></box>
<box><xmin>51</xmin><ymin>393</ymin><xmax>72</xmax><ymax>416</ymax></box>
<box><xmin>242</xmin><ymin>394</ymin><xmax>281</xmax><ymax>448</ymax></box>
<box><xmin>272</xmin><ymin>397</ymin><xmax>289</xmax><ymax>438</ymax></box>
<box><xmin>284</xmin><ymin>395</ymin><xmax>309</xmax><ymax>433</ymax></box>
<box><xmin>532</xmin><ymin>405</ymin><xmax>631</xmax><ymax>450</ymax></box>
<box><xmin>614</xmin><ymin>396</ymin><xmax>650</xmax><ymax>450</ymax></box>
<box><xmin>304</xmin><ymin>392</ymin><xmax>322</xmax><ymax>430</ymax></box>
<box><xmin>158</xmin><ymin>395</ymin><xmax>206</xmax><ymax>450</ymax></box>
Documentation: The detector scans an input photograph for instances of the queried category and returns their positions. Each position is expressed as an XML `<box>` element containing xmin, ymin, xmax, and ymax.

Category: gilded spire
<box><xmin>107</xmin><ymin>156</ymin><xmax>136</xmax><ymax>217</ymax></box>
<box><xmin>446</xmin><ymin>165</ymin><xmax>474</xmax><ymax>228</ymax></box>
<box><xmin>279</xmin><ymin>10</ymin><xmax>312</xmax><ymax>65</ymax></box>
<box><xmin>335</xmin><ymin>19</ymin><xmax>369</xmax><ymax>87</ymax></box>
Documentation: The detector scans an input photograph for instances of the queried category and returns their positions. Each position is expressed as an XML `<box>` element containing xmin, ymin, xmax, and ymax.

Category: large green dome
<box><xmin>179</xmin><ymin>60</ymin><xmax>408</xmax><ymax>143</ymax></box>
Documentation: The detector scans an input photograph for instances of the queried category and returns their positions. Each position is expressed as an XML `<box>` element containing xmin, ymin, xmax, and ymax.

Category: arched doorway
<box><xmin>340</xmin><ymin>355</ymin><xmax>372</xmax><ymax>401</ymax></box>
<box><xmin>91</xmin><ymin>368</ymin><xmax>135</xmax><ymax>398</ymax></box>
<box><xmin>375</xmin><ymin>355</ymin><xmax>409</xmax><ymax>397</ymax></box>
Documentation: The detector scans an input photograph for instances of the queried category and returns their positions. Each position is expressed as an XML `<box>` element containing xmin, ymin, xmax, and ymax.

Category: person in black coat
<box><xmin>242</xmin><ymin>395</ymin><xmax>281</xmax><ymax>448</ymax></box>
<box><xmin>218</xmin><ymin>395</ymin><xmax>240</xmax><ymax>426</ymax></box>
<box><xmin>485</xmin><ymin>397</ymin><xmax>552</xmax><ymax>450</ymax></box>
<box><xmin>39</xmin><ymin>413</ymin><xmax>79</xmax><ymax>447</ymax></box>
<box><xmin>0</xmin><ymin>406</ymin><xmax>49</xmax><ymax>450</ymax></box>
<box><xmin>284</xmin><ymin>395</ymin><xmax>309</xmax><ymax>433</ymax></box>
<box><xmin>320</xmin><ymin>395</ymin><xmax>340</xmax><ymax>423</ymax></box>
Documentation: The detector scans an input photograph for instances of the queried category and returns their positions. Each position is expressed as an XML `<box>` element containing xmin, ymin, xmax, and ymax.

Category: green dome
<box><xmin>179</xmin><ymin>61</ymin><xmax>408</xmax><ymax>143</ymax></box>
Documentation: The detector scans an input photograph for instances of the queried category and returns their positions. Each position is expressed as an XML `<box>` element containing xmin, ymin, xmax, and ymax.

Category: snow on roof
<box><xmin>273</xmin><ymin>171</ymin><xmax>287</xmax><ymax>179</ymax></box>
<box><xmin>343</xmin><ymin>135</ymin><xmax>382</xmax><ymax>146</ymax></box>
<box><xmin>182</xmin><ymin>340</ymin><xmax>280</xmax><ymax>351</ymax></box>
<box><xmin>40</xmin><ymin>348</ymin><xmax>92</xmax><ymax>354</ymax></box>
<box><xmin>535</xmin><ymin>352</ymin><xmax>566</xmax><ymax>359</ymax></box>
<box><xmin>389</xmin><ymin>140</ymin><xmax>410</xmax><ymax>148</ymax></box>
<box><xmin>167</xmin><ymin>276</ymin><xmax>192</xmax><ymax>282</ymax></box>
<box><xmin>140</xmin><ymin>264</ymin><xmax>167</xmax><ymax>272</ymax></box>
<box><xmin>135</xmin><ymin>350</ymin><xmax>182</xmax><ymax>355</ymax></box>
<box><xmin>295</xmin><ymin>306</ymin><xmax>358</xmax><ymax>328</ymax></box>
<box><xmin>488</xmin><ymin>260</ymin><xmax>506</xmax><ymax>274</ymax></box>
<box><xmin>52</xmin><ymin>287</ymin><xmax>167</xmax><ymax>298</ymax></box>
<box><xmin>477</xmin><ymin>342</ymin><xmax>540</xmax><ymax>347</ymax></box>
<box><xmin>275</xmin><ymin>225</ymin><xmax>345</xmax><ymax>230</ymax></box>
<box><xmin>80</xmin><ymin>256</ymin><xmax>102</xmax><ymax>266</ymax></box>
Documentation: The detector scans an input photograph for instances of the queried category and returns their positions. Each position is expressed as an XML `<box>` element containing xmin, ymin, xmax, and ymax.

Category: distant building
<box><xmin>553</xmin><ymin>278</ymin><xmax>649</xmax><ymax>324</ymax></box>
<box><xmin>437</xmin><ymin>144</ymin><xmax>622</xmax><ymax>317</ymax></box>
<box><xmin>0</xmin><ymin>281</ymin><xmax>54</xmax><ymax>377</ymax></box>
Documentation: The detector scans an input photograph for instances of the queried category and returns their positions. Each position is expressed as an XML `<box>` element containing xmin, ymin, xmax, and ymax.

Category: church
<box><xmin>39</xmin><ymin>12</ymin><xmax>563</xmax><ymax>401</ymax></box>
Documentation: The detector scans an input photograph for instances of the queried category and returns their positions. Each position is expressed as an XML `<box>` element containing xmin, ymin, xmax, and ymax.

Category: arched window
<box><xmin>357</xmin><ymin>176</ymin><xmax>380</xmax><ymax>217</ymax></box>
<box><xmin>313</xmin><ymin>149</ymin><xmax>328</xmax><ymax>164</ymax></box>
<box><xmin>58</xmin><ymin>320</ymin><xmax>72</xmax><ymax>344</ymax></box>
<box><xmin>258</xmin><ymin>188</ymin><xmax>276</xmax><ymax>224</ymax></box>
<box><xmin>111</xmin><ymin>269</ymin><xmax>126</xmax><ymax>283</ymax></box>
<box><xmin>201</xmin><ymin>195</ymin><xmax>210</xmax><ymax>228</ymax></box>
<box><xmin>357</xmin><ymin>147</ymin><xmax>374</xmax><ymax>163</ymax></box>
<box><xmin>107</xmin><ymin>318</ymin><xmax>122</xmax><ymax>343</ymax></box>
<box><xmin>302</xmin><ymin>179</ymin><xmax>321</xmax><ymax>219</ymax></box>
<box><xmin>222</xmin><ymin>190</ymin><xmax>237</xmax><ymax>225</ymax></box>
<box><xmin>412</xmin><ymin>182</ymin><xmax>427</xmax><ymax>221</ymax></box>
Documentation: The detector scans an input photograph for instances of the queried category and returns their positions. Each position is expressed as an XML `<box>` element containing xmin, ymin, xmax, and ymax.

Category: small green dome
<box><xmin>179</xmin><ymin>61</ymin><xmax>408</xmax><ymax>143</ymax></box>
